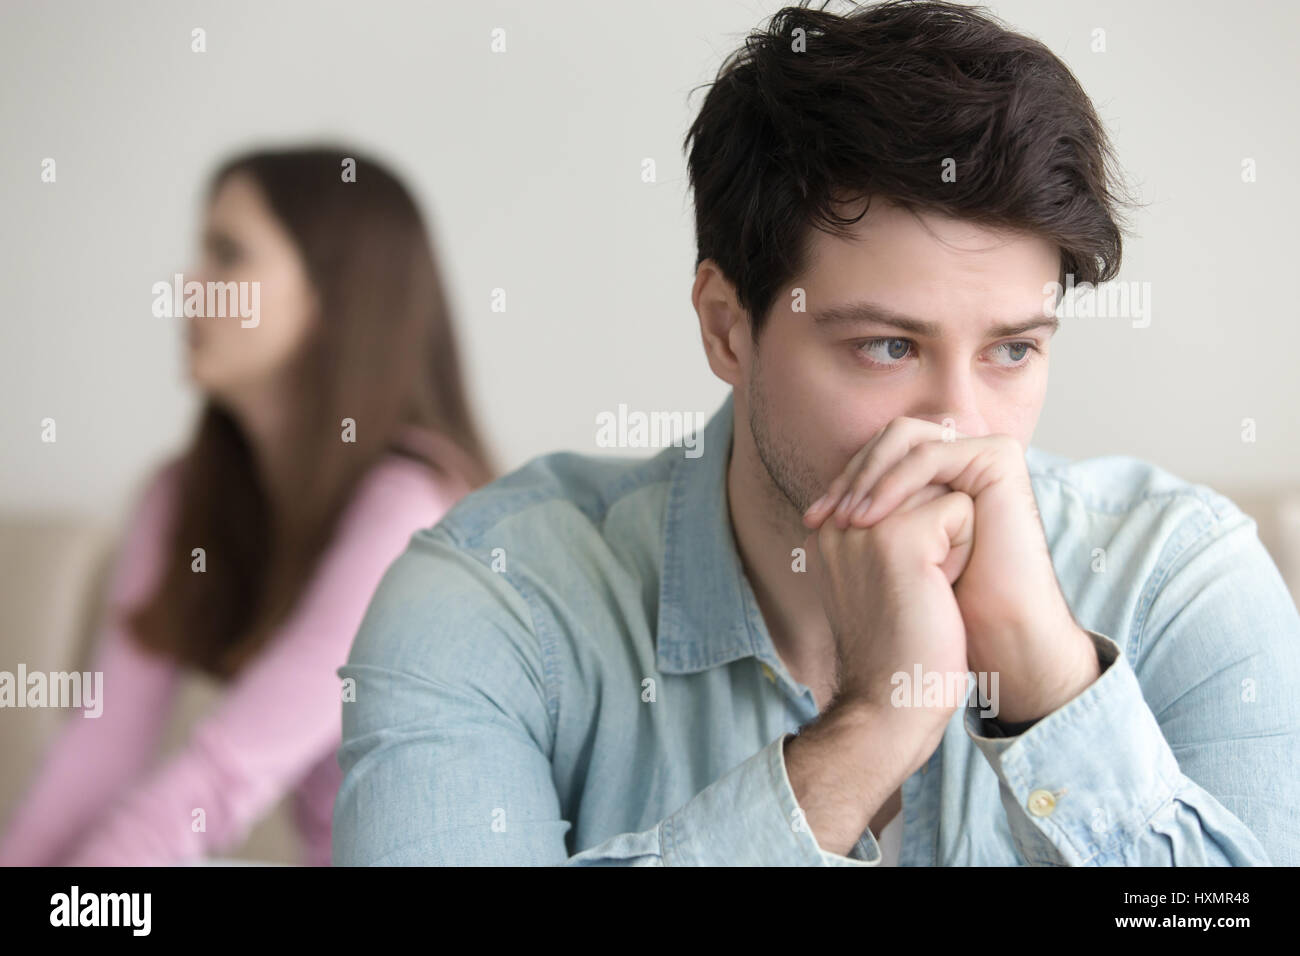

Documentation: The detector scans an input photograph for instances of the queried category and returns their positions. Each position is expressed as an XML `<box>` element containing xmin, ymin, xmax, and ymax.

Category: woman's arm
<box><xmin>58</xmin><ymin>457</ymin><xmax>461</xmax><ymax>866</ymax></box>
<box><xmin>0</xmin><ymin>463</ymin><xmax>184</xmax><ymax>866</ymax></box>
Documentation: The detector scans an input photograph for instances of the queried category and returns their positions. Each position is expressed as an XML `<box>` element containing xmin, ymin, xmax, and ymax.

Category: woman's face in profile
<box><xmin>186</xmin><ymin>171</ymin><xmax>318</xmax><ymax>401</ymax></box>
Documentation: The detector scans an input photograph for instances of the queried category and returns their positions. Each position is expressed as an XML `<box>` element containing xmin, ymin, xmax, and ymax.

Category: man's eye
<box><xmin>853</xmin><ymin>338</ymin><xmax>1042</xmax><ymax>370</ymax></box>
<box><xmin>856</xmin><ymin>337</ymin><xmax>913</xmax><ymax>366</ymax></box>
<box><xmin>990</xmin><ymin>341</ymin><xmax>1040</xmax><ymax>367</ymax></box>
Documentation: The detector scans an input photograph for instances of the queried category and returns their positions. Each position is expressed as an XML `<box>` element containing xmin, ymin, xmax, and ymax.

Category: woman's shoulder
<box><xmin>119</xmin><ymin>455</ymin><xmax>186</xmax><ymax>539</ymax></box>
<box><xmin>344</xmin><ymin>442</ymin><xmax>472</xmax><ymax>531</ymax></box>
<box><xmin>100</xmin><ymin>455</ymin><xmax>188</xmax><ymax>610</ymax></box>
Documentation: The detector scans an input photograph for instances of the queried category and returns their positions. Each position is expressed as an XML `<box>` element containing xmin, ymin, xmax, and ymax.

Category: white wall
<box><xmin>2</xmin><ymin>0</ymin><xmax>1297</xmax><ymax>521</ymax></box>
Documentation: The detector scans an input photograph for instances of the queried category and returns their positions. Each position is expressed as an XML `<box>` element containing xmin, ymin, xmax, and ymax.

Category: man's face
<box><xmin>745</xmin><ymin>197</ymin><xmax>1059</xmax><ymax>519</ymax></box>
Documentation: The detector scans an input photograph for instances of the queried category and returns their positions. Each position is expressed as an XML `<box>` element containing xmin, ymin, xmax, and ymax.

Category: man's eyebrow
<box><xmin>810</xmin><ymin>302</ymin><xmax>1060</xmax><ymax>339</ymax></box>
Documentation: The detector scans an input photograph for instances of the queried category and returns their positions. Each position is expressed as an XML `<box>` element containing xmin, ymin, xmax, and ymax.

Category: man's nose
<box><xmin>912</xmin><ymin>377</ymin><xmax>988</xmax><ymax>439</ymax></box>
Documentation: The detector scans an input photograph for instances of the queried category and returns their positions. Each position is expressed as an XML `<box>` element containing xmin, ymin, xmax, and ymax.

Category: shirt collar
<box><xmin>656</xmin><ymin>391</ymin><xmax>769</xmax><ymax>674</ymax></box>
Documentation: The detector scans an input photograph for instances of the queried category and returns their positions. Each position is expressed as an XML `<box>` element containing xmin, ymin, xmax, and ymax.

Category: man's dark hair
<box><xmin>684</xmin><ymin>0</ymin><xmax>1137</xmax><ymax>339</ymax></box>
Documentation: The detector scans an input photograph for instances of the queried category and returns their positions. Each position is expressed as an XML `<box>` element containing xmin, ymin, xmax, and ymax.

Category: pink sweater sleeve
<box><xmin>3</xmin><ymin>456</ymin><xmax>460</xmax><ymax>867</ymax></box>
<box><xmin>0</xmin><ymin>462</ymin><xmax>184</xmax><ymax>866</ymax></box>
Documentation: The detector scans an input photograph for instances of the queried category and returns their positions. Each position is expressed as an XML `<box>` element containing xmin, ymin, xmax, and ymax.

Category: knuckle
<box><xmin>869</xmin><ymin>513</ymin><xmax>909</xmax><ymax>554</ymax></box>
<box><xmin>872</xmin><ymin>472</ymin><xmax>901</xmax><ymax>502</ymax></box>
<box><xmin>877</xmin><ymin>418</ymin><xmax>906</xmax><ymax>444</ymax></box>
<box><xmin>916</xmin><ymin>439</ymin><xmax>942</xmax><ymax>462</ymax></box>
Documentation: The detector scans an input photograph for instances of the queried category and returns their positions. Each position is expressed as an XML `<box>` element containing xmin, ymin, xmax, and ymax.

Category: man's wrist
<box><xmin>988</xmin><ymin>622</ymin><xmax>1102</xmax><ymax>725</ymax></box>
<box><xmin>786</xmin><ymin>696</ymin><xmax>914</xmax><ymax>855</ymax></box>
<box><xmin>986</xmin><ymin>714</ymin><xmax>1040</xmax><ymax>736</ymax></box>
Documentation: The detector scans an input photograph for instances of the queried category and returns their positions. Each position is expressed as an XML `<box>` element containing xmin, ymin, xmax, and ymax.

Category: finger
<box><xmin>802</xmin><ymin>430</ymin><xmax>886</xmax><ymax>527</ymax></box>
<box><xmin>891</xmin><ymin>489</ymin><xmax>976</xmax><ymax>584</ymax></box>
<box><xmin>934</xmin><ymin>491</ymin><xmax>976</xmax><ymax>585</ymax></box>
<box><xmin>856</xmin><ymin>437</ymin><xmax>1000</xmax><ymax>527</ymax></box>
<box><xmin>829</xmin><ymin>421</ymin><xmax>918</xmax><ymax>527</ymax></box>
<box><xmin>846</xmin><ymin>479</ymin><xmax>950</xmax><ymax>527</ymax></box>
<box><xmin>833</xmin><ymin>419</ymin><xmax>965</xmax><ymax>527</ymax></box>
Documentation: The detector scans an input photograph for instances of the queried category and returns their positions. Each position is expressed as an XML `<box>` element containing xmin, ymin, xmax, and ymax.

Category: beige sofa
<box><xmin>0</xmin><ymin>517</ymin><xmax>303</xmax><ymax>865</ymax></box>
<box><xmin>3</xmin><ymin>483</ymin><xmax>1300</xmax><ymax>865</ymax></box>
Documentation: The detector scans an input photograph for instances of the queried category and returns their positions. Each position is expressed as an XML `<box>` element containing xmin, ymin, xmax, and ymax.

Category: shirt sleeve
<box><xmin>0</xmin><ymin>464</ymin><xmax>183</xmax><ymax>867</ymax></box>
<box><xmin>333</xmin><ymin>528</ymin><xmax>885</xmax><ymax>866</ymax></box>
<box><xmin>57</xmin><ymin>459</ymin><xmax>458</xmax><ymax>866</ymax></box>
<box><xmin>964</xmin><ymin>503</ymin><xmax>1300</xmax><ymax>866</ymax></box>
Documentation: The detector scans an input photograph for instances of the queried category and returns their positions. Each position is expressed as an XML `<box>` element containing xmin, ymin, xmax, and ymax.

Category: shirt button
<box><xmin>1027</xmin><ymin>789</ymin><xmax>1057</xmax><ymax>816</ymax></box>
<box><xmin>760</xmin><ymin>662</ymin><xmax>776</xmax><ymax>684</ymax></box>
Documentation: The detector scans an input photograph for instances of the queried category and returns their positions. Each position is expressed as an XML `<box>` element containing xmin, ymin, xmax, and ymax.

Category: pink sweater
<box><xmin>0</xmin><ymin>434</ymin><xmax>471</xmax><ymax>866</ymax></box>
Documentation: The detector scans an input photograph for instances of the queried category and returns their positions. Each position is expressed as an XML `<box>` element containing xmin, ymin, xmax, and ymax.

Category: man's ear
<box><xmin>692</xmin><ymin>259</ymin><xmax>752</xmax><ymax>387</ymax></box>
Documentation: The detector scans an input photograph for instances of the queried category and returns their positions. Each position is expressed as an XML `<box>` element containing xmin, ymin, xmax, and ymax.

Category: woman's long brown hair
<box><xmin>127</xmin><ymin>145</ymin><xmax>496</xmax><ymax>680</ymax></box>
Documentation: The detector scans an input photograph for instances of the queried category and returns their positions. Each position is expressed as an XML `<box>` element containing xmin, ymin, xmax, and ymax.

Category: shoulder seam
<box><xmin>428</xmin><ymin>524</ymin><xmax>562</xmax><ymax>756</ymax></box>
<box><xmin>441</xmin><ymin>454</ymin><xmax>674</xmax><ymax>550</ymax></box>
<box><xmin>1030</xmin><ymin>464</ymin><xmax>1243</xmax><ymax>522</ymax></box>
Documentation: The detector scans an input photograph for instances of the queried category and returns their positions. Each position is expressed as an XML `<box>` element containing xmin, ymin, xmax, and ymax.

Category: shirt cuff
<box><xmin>662</xmin><ymin>733</ymin><xmax>883</xmax><ymax>866</ymax></box>
<box><xmin>963</xmin><ymin>628</ymin><xmax>1183</xmax><ymax>865</ymax></box>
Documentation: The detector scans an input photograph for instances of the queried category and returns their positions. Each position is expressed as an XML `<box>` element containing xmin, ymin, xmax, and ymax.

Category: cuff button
<box><xmin>1027</xmin><ymin>788</ymin><xmax>1057</xmax><ymax>816</ymax></box>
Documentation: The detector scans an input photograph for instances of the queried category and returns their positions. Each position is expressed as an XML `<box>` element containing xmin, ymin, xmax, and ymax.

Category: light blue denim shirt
<box><xmin>333</xmin><ymin>392</ymin><xmax>1300</xmax><ymax>866</ymax></box>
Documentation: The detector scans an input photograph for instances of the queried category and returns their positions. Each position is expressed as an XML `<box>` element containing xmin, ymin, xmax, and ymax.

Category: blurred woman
<box><xmin>0</xmin><ymin>145</ymin><xmax>494</xmax><ymax>866</ymax></box>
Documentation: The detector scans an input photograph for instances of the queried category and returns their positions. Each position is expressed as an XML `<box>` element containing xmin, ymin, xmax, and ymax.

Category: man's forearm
<box><xmin>783</xmin><ymin>700</ymin><xmax>917</xmax><ymax>858</ymax></box>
